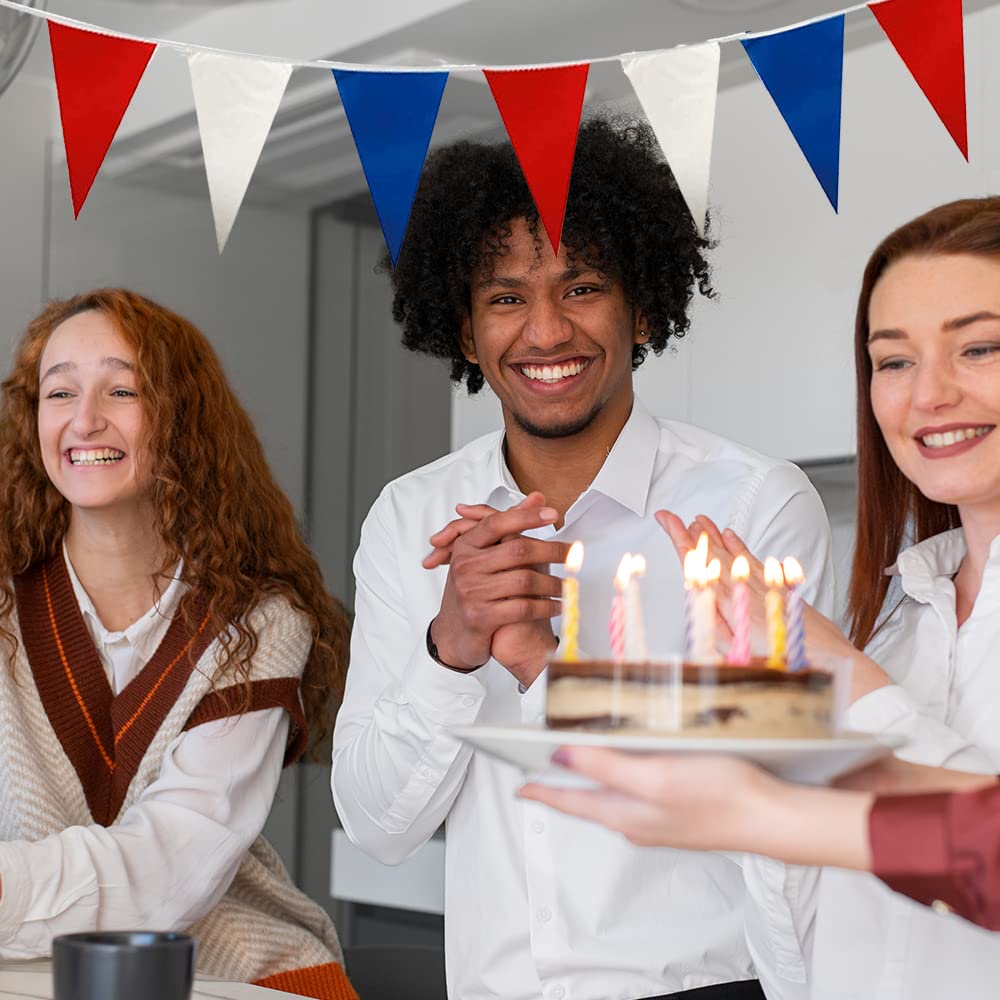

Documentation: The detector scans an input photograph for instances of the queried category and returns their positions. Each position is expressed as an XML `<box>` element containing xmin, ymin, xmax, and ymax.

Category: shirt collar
<box><xmin>485</xmin><ymin>397</ymin><xmax>660</xmax><ymax>517</ymax></box>
<box><xmin>586</xmin><ymin>397</ymin><xmax>660</xmax><ymax>516</ymax></box>
<box><xmin>886</xmin><ymin>528</ymin><xmax>966</xmax><ymax>589</ymax></box>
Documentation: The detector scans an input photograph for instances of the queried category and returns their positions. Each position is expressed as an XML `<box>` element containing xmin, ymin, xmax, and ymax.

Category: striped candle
<box><xmin>683</xmin><ymin>533</ymin><xmax>721</xmax><ymax>664</ymax></box>
<box><xmin>764</xmin><ymin>557</ymin><xmax>786</xmax><ymax>670</ymax></box>
<box><xmin>726</xmin><ymin>555</ymin><xmax>752</xmax><ymax>665</ymax></box>
<box><xmin>609</xmin><ymin>554</ymin><xmax>631</xmax><ymax>661</ymax></box>
<box><xmin>782</xmin><ymin>557</ymin><xmax>807</xmax><ymax>672</ymax></box>
<box><xmin>624</xmin><ymin>554</ymin><xmax>649</xmax><ymax>661</ymax></box>
<box><xmin>561</xmin><ymin>541</ymin><xmax>584</xmax><ymax>660</ymax></box>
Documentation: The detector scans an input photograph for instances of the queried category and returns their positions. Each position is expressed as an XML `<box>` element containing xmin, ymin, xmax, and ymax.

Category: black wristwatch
<box><xmin>426</xmin><ymin>619</ymin><xmax>487</xmax><ymax>673</ymax></box>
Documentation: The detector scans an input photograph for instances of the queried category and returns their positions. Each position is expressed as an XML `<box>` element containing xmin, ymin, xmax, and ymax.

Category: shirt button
<box><xmin>551</xmin><ymin>987</ymin><xmax>565</xmax><ymax>1000</ymax></box>
<box><xmin>461</xmin><ymin>696</ymin><xmax>476</xmax><ymax>708</ymax></box>
<box><xmin>532</xmin><ymin>820</ymin><xmax>545</xmax><ymax>834</ymax></box>
<box><xmin>536</xmin><ymin>907</ymin><xmax>552</xmax><ymax>923</ymax></box>
<box><xmin>932</xmin><ymin>899</ymin><xmax>954</xmax><ymax>915</ymax></box>
<box><xmin>517</xmin><ymin>683</ymin><xmax>527</xmax><ymax>694</ymax></box>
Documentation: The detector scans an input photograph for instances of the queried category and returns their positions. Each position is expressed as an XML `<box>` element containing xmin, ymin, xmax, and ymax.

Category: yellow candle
<box><xmin>764</xmin><ymin>557</ymin><xmax>786</xmax><ymax>670</ymax></box>
<box><xmin>562</xmin><ymin>541</ymin><xmax>584</xmax><ymax>660</ymax></box>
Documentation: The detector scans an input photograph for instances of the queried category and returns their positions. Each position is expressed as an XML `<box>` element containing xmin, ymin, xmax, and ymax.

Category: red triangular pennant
<box><xmin>483</xmin><ymin>64</ymin><xmax>589</xmax><ymax>253</ymax></box>
<box><xmin>49</xmin><ymin>22</ymin><xmax>157</xmax><ymax>217</ymax></box>
<box><xmin>869</xmin><ymin>0</ymin><xmax>967</xmax><ymax>159</ymax></box>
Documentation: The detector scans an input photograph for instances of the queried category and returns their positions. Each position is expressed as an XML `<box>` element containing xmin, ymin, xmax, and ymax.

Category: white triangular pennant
<box><xmin>622</xmin><ymin>43</ymin><xmax>720</xmax><ymax>236</ymax></box>
<box><xmin>188</xmin><ymin>51</ymin><xmax>292</xmax><ymax>252</ymax></box>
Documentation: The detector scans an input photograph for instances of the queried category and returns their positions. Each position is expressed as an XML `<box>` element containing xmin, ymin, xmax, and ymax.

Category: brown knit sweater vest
<box><xmin>4</xmin><ymin>555</ymin><xmax>356</xmax><ymax>1000</ymax></box>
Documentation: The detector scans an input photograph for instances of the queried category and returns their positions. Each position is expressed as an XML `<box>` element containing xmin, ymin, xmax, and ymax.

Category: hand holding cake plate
<box><xmin>451</xmin><ymin>722</ymin><xmax>904</xmax><ymax>788</ymax></box>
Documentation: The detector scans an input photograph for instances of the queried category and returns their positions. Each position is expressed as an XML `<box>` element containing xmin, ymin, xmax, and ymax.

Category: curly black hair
<box><xmin>387</xmin><ymin>115</ymin><xmax>714</xmax><ymax>394</ymax></box>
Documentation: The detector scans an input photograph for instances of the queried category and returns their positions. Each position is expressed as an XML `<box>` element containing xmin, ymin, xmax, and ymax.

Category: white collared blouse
<box><xmin>814</xmin><ymin>529</ymin><xmax>1000</xmax><ymax>1000</ymax></box>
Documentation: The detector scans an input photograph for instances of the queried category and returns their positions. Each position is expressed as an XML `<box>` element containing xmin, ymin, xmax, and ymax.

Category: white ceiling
<box><xmin>16</xmin><ymin>0</ymin><xmax>1000</xmax><ymax>210</ymax></box>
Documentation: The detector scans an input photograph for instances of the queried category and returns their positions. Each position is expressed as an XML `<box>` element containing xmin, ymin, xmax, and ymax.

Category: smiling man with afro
<box><xmin>389</xmin><ymin>116</ymin><xmax>714</xmax><ymax>393</ymax></box>
<box><xmin>334</xmin><ymin>114</ymin><xmax>836</xmax><ymax>1000</ymax></box>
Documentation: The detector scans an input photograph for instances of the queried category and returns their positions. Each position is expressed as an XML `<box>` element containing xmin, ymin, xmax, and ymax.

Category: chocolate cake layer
<box><xmin>545</xmin><ymin>657</ymin><xmax>836</xmax><ymax>739</ymax></box>
<box><xmin>547</xmin><ymin>657</ymin><xmax>833</xmax><ymax>689</ymax></box>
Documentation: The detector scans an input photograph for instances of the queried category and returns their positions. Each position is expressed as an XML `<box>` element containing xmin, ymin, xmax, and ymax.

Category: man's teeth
<box><xmin>920</xmin><ymin>427</ymin><xmax>991</xmax><ymax>449</ymax></box>
<box><xmin>69</xmin><ymin>448</ymin><xmax>125</xmax><ymax>466</ymax></box>
<box><xmin>520</xmin><ymin>360</ymin><xmax>589</xmax><ymax>383</ymax></box>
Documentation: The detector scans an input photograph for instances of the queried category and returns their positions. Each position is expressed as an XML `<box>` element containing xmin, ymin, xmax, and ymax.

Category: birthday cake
<box><xmin>545</xmin><ymin>658</ymin><xmax>836</xmax><ymax>739</ymax></box>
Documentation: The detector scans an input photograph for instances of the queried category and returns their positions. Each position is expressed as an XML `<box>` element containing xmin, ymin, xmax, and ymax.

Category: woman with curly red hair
<box><xmin>0</xmin><ymin>289</ymin><xmax>356</xmax><ymax>999</ymax></box>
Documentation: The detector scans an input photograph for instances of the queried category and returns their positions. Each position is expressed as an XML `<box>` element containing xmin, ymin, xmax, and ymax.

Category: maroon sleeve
<box><xmin>870</xmin><ymin>785</ymin><xmax>1000</xmax><ymax>930</ymax></box>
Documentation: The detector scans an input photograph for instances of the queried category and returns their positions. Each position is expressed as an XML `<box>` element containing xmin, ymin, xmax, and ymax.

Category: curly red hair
<box><xmin>0</xmin><ymin>289</ymin><xmax>349</xmax><ymax>753</ymax></box>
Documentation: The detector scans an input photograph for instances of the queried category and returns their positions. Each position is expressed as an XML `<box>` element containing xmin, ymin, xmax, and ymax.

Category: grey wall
<box><xmin>308</xmin><ymin>214</ymin><xmax>452</xmax><ymax>608</ymax></box>
<box><xmin>0</xmin><ymin>76</ymin><xmax>52</xmax><ymax>367</ymax></box>
<box><xmin>45</xmin><ymin>176</ymin><xmax>312</xmax><ymax>514</ymax></box>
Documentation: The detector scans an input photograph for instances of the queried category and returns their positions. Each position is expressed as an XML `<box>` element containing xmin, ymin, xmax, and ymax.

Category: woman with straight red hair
<box><xmin>522</xmin><ymin>198</ymin><xmax>1000</xmax><ymax>995</ymax></box>
<box><xmin>0</xmin><ymin>289</ymin><xmax>356</xmax><ymax>999</ymax></box>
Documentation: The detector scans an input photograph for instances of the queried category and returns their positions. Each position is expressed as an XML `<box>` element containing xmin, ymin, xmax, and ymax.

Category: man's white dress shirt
<box><xmin>813</xmin><ymin>529</ymin><xmax>1000</xmax><ymax>1000</ymax></box>
<box><xmin>0</xmin><ymin>548</ymin><xmax>288</xmax><ymax>955</ymax></box>
<box><xmin>332</xmin><ymin>398</ymin><xmax>836</xmax><ymax>1000</ymax></box>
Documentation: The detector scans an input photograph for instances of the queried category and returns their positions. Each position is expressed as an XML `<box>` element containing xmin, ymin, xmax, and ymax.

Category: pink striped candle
<box><xmin>726</xmin><ymin>555</ymin><xmax>752</xmax><ymax>665</ymax></box>
<box><xmin>609</xmin><ymin>554</ymin><xmax>631</xmax><ymax>661</ymax></box>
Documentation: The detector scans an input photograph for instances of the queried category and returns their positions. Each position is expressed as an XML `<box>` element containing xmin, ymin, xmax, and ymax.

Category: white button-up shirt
<box><xmin>813</xmin><ymin>529</ymin><xmax>1000</xmax><ymax>1000</ymax></box>
<box><xmin>0</xmin><ymin>549</ymin><xmax>288</xmax><ymax>955</ymax></box>
<box><xmin>332</xmin><ymin>398</ymin><xmax>835</xmax><ymax>1000</ymax></box>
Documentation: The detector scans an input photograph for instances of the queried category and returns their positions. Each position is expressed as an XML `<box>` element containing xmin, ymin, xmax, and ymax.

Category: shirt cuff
<box><xmin>400</xmin><ymin>639</ymin><xmax>488</xmax><ymax>724</ymax></box>
<box><xmin>869</xmin><ymin>792</ymin><xmax>957</xmax><ymax>907</ymax></box>
<box><xmin>847</xmin><ymin>685</ymin><xmax>994</xmax><ymax>770</ymax></box>
<box><xmin>0</xmin><ymin>845</ymin><xmax>31</xmax><ymax>943</ymax></box>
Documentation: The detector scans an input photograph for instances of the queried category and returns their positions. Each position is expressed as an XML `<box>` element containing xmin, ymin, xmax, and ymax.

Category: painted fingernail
<box><xmin>539</xmin><ymin>507</ymin><xmax>558</xmax><ymax>521</ymax></box>
<box><xmin>551</xmin><ymin>748</ymin><xmax>572</xmax><ymax>767</ymax></box>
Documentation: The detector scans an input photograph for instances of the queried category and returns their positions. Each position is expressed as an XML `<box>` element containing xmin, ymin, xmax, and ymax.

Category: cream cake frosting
<box><xmin>545</xmin><ymin>658</ymin><xmax>835</xmax><ymax>739</ymax></box>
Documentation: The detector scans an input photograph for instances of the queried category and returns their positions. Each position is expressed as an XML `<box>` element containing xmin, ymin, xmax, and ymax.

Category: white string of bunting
<box><xmin>0</xmin><ymin>0</ymin><xmax>969</xmax><ymax>261</ymax></box>
<box><xmin>0</xmin><ymin>0</ymin><xmax>882</xmax><ymax>70</ymax></box>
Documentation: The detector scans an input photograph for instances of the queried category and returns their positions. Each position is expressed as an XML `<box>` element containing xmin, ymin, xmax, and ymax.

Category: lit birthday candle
<box><xmin>726</xmin><ymin>555</ymin><xmax>752</xmax><ymax>666</ymax></box>
<box><xmin>782</xmin><ymin>557</ymin><xmax>807</xmax><ymax>672</ymax></box>
<box><xmin>684</xmin><ymin>533</ymin><xmax>721</xmax><ymax>665</ymax></box>
<box><xmin>624</xmin><ymin>554</ymin><xmax>649</xmax><ymax>661</ymax></box>
<box><xmin>609</xmin><ymin>554</ymin><xmax>630</xmax><ymax>661</ymax></box>
<box><xmin>764</xmin><ymin>557</ymin><xmax>787</xmax><ymax>670</ymax></box>
<box><xmin>683</xmin><ymin>545</ymin><xmax>700</xmax><ymax>659</ymax></box>
<box><xmin>561</xmin><ymin>542</ymin><xmax>584</xmax><ymax>661</ymax></box>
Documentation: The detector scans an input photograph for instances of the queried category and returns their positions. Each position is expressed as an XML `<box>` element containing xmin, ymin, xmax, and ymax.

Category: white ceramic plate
<box><xmin>451</xmin><ymin>724</ymin><xmax>906</xmax><ymax>786</ymax></box>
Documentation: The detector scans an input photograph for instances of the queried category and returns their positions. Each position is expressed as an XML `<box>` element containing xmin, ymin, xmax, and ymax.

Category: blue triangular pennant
<box><xmin>333</xmin><ymin>69</ymin><xmax>449</xmax><ymax>265</ymax></box>
<box><xmin>742</xmin><ymin>16</ymin><xmax>844</xmax><ymax>210</ymax></box>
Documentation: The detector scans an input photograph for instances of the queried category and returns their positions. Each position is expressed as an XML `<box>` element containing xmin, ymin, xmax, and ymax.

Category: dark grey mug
<box><xmin>53</xmin><ymin>931</ymin><xmax>195</xmax><ymax>1000</ymax></box>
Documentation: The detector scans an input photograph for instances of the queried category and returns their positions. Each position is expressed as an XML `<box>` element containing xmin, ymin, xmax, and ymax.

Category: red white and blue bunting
<box><xmin>0</xmin><ymin>0</ymin><xmax>971</xmax><ymax>259</ymax></box>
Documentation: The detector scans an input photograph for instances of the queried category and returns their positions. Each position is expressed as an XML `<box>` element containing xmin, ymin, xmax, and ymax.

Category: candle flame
<box><xmin>695</xmin><ymin>531</ymin><xmax>709</xmax><ymax>567</ymax></box>
<box><xmin>615</xmin><ymin>553</ymin><xmax>633</xmax><ymax>591</ymax></box>
<box><xmin>630</xmin><ymin>553</ymin><xmax>647</xmax><ymax>577</ymax></box>
<box><xmin>782</xmin><ymin>556</ymin><xmax>804</xmax><ymax>586</ymax></box>
<box><xmin>566</xmin><ymin>540</ymin><xmax>584</xmax><ymax>573</ymax></box>
<box><xmin>684</xmin><ymin>532</ymin><xmax>712</xmax><ymax>586</ymax></box>
<box><xmin>764</xmin><ymin>557</ymin><xmax>785</xmax><ymax>588</ymax></box>
<box><xmin>683</xmin><ymin>549</ymin><xmax>699</xmax><ymax>583</ymax></box>
<box><xmin>731</xmin><ymin>555</ymin><xmax>750</xmax><ymax>582</ymax></box>
<box><xmin>706</xmin><ymin>558</ymin><xmax>721</xmax><ymax>584</ymax></box>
